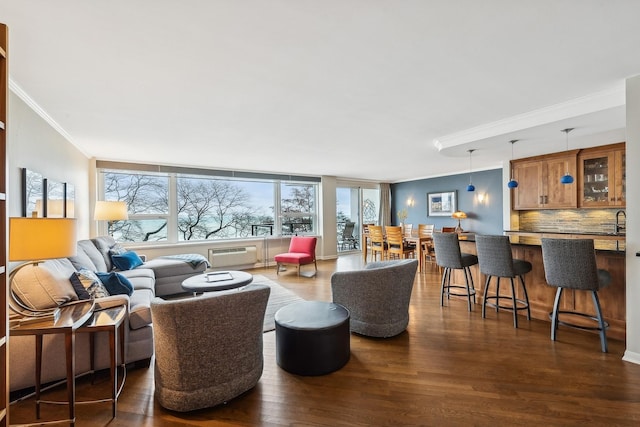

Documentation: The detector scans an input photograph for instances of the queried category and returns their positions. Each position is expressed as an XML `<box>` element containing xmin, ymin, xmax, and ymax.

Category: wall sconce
<box><xmin>477</xmin><ymin>193</ymin><xmax>487</xmax><ymax>204</ymax></box>
<box><xmin>406</xmin><ymin>198</ymin><xmax>415</xmax><ymax>207</ymax></box>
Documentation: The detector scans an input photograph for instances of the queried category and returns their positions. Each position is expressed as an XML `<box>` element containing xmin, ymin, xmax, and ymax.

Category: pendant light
<box><xmin>466</xmin><ymin>149</ymin><xmax>475</xmax><ymax>192</ymax></box>
<box><xmin>507</xmin><ymin>139</ymin><xmax>519</xmax><ymax>189</ymax></box>
<box><xmin>560</xmin><ymin>128</ymin><xmax>575</xmax><ymax>184</ymax></box>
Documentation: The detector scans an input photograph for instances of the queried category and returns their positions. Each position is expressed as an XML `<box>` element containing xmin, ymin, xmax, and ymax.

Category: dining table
<box><xmin>361</xmin><ymin>231</ymin><xmax>432</xmax><ymax>273</ymax></box>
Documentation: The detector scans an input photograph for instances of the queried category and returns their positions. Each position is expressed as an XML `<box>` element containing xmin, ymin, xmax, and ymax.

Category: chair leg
<box><xmin>510</xmin><ymin>277</ymin><xmax>518</xmax><ymax>328</ymax></box>
<box><xmin>276</xmin><ymin>263</ymin><xmax>281</xmax><ymax>275</ymax></box>
<box><xmin>463</xmin><ymin>266</ymin><xmax>473</xmax><ymax>311</ymax></box>
<box><xmin>482</xmin><ymin>275</ymin><xmax>491</xmax><ymax>319</ymax></box>
<box><xmin>519</xmin><ymin>275</ymin><xmax>531</xmax><ymax>320</ymax></box>
<box><xmin>551</xmin><ymin>287</ymin><xmax>563</xmax><ymax>342</ymax></box>
<box><xmin>495</xmin><ymin>277</ymin><xmax>501</xmax><ymax>312</ymax></box>
<box><xmin>591</xmin><ymin>290</ymin><xmax>608</xmax><ymax>353</ymax></box>
<box><xmin>440</xmin><ymin>268</ymin><xmax>449</xmax><ymax>306</ymax></box>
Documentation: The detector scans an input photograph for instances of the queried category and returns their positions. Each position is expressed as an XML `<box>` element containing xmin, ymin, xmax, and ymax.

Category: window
<box><xmin>103</xmin><ymin>171</ymin><xmax>169</xmax><ymax>242</ymax></box>
<box><xmin>98</xmin><ymin>166</ymin><xmax>318</xmax><ymax>243</ymax></box>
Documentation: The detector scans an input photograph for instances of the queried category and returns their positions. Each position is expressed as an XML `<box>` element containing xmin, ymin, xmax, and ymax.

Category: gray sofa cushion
<box><xmin>92</xmin><ymin>236</ymin><xmax>119</xmax><ymax>271</ymax></box>
<box><xmin>117</xmin><ymin>268</ymin><xmax>155</xmax><ymax>291</ymax></box>
<box><xmin>129</xmin><ymin>288</ymin><xmax>154</xmax><ymax>330</ymax></box>
<box><xmin>143</xmin><ymin>257</ymin><xmax>207</xmax><ymax>278</ymax></box>
<box><xmin>69</xmin><ymin>240</ymin><xmax>109</xmax><ymax>272</ymax></box>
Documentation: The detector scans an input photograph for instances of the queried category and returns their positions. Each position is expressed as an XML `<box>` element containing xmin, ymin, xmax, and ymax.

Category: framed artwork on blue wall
<box><xmin>427</xmin><ymin>191</ymin><xmax>456</xmax><ymax>216</ymax></box>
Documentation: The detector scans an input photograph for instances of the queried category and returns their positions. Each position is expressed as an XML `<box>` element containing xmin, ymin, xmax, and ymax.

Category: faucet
<box><xmin>615</xmin><ymin>210</ymin><xmax>626</xmax><ymax>234</ymax></box>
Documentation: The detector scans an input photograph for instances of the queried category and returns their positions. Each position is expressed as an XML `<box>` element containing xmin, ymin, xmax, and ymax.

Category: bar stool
<box><xmin>475</xmin><ymin>235</ymin><xmax>531</xmax><ymax>328</ymax></box>
<box><xmin>541</xmin><ymin>238</ymin><xmax>611</xmax><ymax>353</ymax></box>
<box><xmin>432</xmin><ymin>232</ymin><xmax>478</xmax><ymax>311</ymax></box>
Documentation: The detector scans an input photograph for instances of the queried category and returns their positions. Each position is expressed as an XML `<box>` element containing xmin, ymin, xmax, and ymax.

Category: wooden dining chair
<box><xmin>368</xmin><ymin>225</ymin><xmax>387</xmax><ymax>261</ymax></box>
<box><xmin>418</xmin><ymin>224</ymin><xmax>437</xmax><ymax>269</ymax></box>
<box><xmin>385</xmin><ymin>226</ymin><xmax>415</xmax><ymax>260</ymax></box>
<box><xmin>442</xmin><ymin>227</ymin><xmax>457</xmax><ymax>233</ymax></box>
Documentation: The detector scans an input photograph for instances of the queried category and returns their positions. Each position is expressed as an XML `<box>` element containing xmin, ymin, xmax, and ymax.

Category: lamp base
<box><xmin>455</xmin><ymin>219</ymin><xmax>463</xmax><ymax>233</ymax></box>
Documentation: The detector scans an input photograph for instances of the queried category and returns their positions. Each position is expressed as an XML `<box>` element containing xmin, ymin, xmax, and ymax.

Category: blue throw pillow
<box><xmin>70</xmin><ymin>269</ymin><xmax>110</xmax><ymax>299</ymax></box>
<box><xmin>111</xmin><ymin>250</ymin><xmax>144</xmax><ymax>271</ymax></box>
<box><xmin>95</xmin><ymin>272</ymin><xmax>134</xmax><ymax>296</ymax></box>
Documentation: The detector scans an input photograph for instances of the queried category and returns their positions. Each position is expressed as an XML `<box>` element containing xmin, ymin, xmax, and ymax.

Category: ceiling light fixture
<box><xmin>466</xmin><ymin>149</ymin><xmax>475</xmax><ymax>192</ymax></box>
<box><xmin>507</xmin><ymin>139</ymin><xmax>519</xmax><ymax>189</ymax></box>
<box><xmin>560</xmin><ymin>128</ymin><xmax>575</xmax><ymax>184</ymax></box>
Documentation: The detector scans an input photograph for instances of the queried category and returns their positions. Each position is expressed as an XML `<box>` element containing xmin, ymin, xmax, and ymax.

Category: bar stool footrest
<box><xmin>549</xmin><ymin>310</ymin><xmax>609</xmax><ymax>332</ymax></box>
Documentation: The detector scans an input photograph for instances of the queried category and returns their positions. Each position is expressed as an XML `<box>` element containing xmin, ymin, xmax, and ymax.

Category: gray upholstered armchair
<box><xmin>150</xmin><ymin>284</ymin><xmax>270</xmax><ymax>412</ymax></box>
<box><xmin>331</xmin><ymin>259</ymin><xmax>418</xmax><ymax>338</ymax></box>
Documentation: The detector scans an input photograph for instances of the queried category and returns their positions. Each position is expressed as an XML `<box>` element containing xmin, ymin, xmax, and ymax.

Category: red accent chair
<box><xmin>274</xmin><ymin>236</ymin><xmax>318</xmax><ymax>277</ymax></box>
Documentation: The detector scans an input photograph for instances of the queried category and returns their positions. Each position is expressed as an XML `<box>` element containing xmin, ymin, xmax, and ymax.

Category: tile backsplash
<box><xmin>518</xmin><ymin>209</ymin><xmax>625</xmax><ymax>234</ymax></box>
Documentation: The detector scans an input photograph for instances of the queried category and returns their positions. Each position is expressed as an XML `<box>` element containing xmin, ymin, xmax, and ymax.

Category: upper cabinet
<box><xmin>578</xmin><ymin>142</ymin><xmax>626</xmax><ymax>208</ymax></box>
<box><xmin>511</xmin><ymin>151</ymin><xmax>578</xmax><ymax>210</ymax></box>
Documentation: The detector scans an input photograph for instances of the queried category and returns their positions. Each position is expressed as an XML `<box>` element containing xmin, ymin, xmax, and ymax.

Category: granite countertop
<box><xmin>503</xmin><ymin>230</ymin><xmax>626</xmax><ymax>240</ymax></box>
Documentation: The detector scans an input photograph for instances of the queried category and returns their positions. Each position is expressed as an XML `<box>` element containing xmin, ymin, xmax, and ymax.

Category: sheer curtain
<box><xmin>378</xmin><ymin>183</ymin><xmax>391</xmax><ymax>228</ymax></box>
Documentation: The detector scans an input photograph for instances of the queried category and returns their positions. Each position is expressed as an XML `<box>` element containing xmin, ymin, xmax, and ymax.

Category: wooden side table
<box><xmin>10</xmin><ymin>300</ymin><xmax>94</xmax><ymax>426</ymax></box>
<box><xmin>76</xmin><ymin>305</ymin><xmax>127</xmax><ymax>418</ymax></box>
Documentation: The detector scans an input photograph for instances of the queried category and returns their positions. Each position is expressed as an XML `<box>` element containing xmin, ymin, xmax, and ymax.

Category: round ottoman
<box><xmin>275</xmin><ymin>301</ymin><xmax>350</xmax><ymax>376</ymax></box>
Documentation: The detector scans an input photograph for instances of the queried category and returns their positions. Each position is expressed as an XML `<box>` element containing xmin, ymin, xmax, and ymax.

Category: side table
<box><xmin>76</xmin><ymin>305</ymin><xmax>127</xmax><ymax>418</ymax></box>
<box><xmin>9</xmin><ymin>300</ymin><xmax>94</xmax><ymax>426</ymax></box>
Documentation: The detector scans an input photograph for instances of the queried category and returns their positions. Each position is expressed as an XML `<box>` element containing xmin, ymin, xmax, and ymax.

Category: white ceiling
<box><xmin>1</xmin><ymin>1</ymin><xmax>639</xmax><ymax>182</ymax></box>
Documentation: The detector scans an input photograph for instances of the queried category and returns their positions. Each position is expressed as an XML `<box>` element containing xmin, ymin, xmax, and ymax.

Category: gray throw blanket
<box><xmin>159</xmin><ymin>253</ymin><xmax>211</xmax><ymax>268</ymax></box>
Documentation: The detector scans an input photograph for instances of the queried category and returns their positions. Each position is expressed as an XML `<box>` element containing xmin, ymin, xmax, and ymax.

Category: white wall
<box><xmin>7</xmin><ymin>92</ymin><xmax>90</xmax><ymax>238</ymax></box>
<box><xmin>623</xmin><ymin>75</ymin><xmax>640</xmax><ymax>364</ymax></box>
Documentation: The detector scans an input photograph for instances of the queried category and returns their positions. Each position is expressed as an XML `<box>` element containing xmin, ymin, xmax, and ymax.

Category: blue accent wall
<box><xmin>391</xmin><ymin>168</ymin><xmax>503</xmax><ymax>235</ymax></box>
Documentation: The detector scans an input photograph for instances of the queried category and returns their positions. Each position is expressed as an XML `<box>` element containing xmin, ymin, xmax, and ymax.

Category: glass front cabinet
<box><xmin>578</xmin><ymin>142</ymin><xmax>626</xmax><ymax>208</ymax></box>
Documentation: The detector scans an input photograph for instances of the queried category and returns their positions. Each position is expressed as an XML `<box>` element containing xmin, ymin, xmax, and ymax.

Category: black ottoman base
<box><xmin>275</xmin><ymin>301</ymin><xmax>350</xmax><ymax>376</ymax></box>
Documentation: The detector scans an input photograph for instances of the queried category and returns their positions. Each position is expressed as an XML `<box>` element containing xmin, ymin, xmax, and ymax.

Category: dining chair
<box><xmin>385</xmin><ymin>226</ymin><xmax>415</xmax><ymax>260</ymax></box>
<box><xmin>368</xmin><ymin>225</ymin><xmax>387</xmax><ymax>261</ymax></box>
<box><xmin>418</xmin><ymin>224</ymin><xmax>436</xmax><ymax>268</ymax></box>
<box><xmin>402</xmin><ymin>223</ymin><xmax>416</xmax><ymax>250</ymax></box>
<box><xmin>441</xmin><ymin>227</ymin><xmax>457</xmax><ymax>233</ymax></box>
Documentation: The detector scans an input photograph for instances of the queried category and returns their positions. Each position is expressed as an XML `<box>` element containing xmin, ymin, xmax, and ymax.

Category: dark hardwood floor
<box><xmin>9</xmin><ymin>254</ymin><xmax>640</xmax><ymax>426</ymax></box>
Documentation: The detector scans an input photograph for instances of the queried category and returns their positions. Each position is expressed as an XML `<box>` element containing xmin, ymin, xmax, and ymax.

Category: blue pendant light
<box><xmin>560</xmin><ymin>128</ymin><xmax>575</xmax><ymax>184</ymax></box>
<box><xmin>507</xmin><ymin>139</ymin><xmax>519</xmax><ymax>189</ymax></box>
<box><xmin>466</xmin><ymin>149</ymin><xmax>475</xmax><ymax>192</ymax></box>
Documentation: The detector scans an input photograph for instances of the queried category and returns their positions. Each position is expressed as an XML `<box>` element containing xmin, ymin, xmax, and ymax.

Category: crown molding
<box><xmin>8</xmin><ymin>78</ymin><xmax>90</xmax><ymax>157</ymax></box>
<box><xmin>433</xmin><ymin>83</ymin><xmax>626</xmax><ymax>151</ymax></box>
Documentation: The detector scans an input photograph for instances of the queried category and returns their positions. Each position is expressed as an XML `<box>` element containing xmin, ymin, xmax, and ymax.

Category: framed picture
<box><xmin>46</xmin><ymin>179</ymin><xmax>65</xmax><ymax>218</ymax></box>
<box><xmin>64</xmin><ymin>183</ymin><xmax>75</xmax><ymax>218</ymax></box>
<box><xmin>21</xmin><ymin>168</ymin><xmax>44</xmax><ymax>217</ymax></box>
<box><xmin>427</xmin><ymin>191</ymin><xmax>457</xmax><ymax>216</ymax></box>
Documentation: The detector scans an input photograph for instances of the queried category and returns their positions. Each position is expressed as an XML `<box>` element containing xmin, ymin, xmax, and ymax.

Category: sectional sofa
<box><xmin>9</xmin><ymin>236</ymin><xmax>208</xmax><ymax>392</ymax></box>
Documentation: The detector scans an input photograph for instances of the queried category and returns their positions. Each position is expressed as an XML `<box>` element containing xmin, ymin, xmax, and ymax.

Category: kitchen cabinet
<box><xmin>578</xmin><ymin>142</ymin><xmax>626</xmax><ymax>208</ymax></box>
<box><xmin>511</xmin><ymin>150</ymin><xmax>578</xmax><ymax>210</ymax></box>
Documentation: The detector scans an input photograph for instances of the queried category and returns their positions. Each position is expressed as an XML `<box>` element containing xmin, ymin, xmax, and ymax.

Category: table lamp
<box><xmin>9</xmin><ymin>217</ymin><xmax>77</xmax><ymax>316</ymax></box>
<box><xmin>452</xmin><ymin>211</ymin><xmax>467</xmax><ymax>233</ymax></box>
<box><xmin>94</xmin><ymin>200</ymin><xmax>129</xmax><ymax>236</ymax></box>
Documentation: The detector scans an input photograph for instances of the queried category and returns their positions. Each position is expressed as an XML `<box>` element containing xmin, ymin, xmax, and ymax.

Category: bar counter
<box><xmin>454</xmin><ymin>233</ymin><xmax>626</xmax><ymax>341</ymax></box>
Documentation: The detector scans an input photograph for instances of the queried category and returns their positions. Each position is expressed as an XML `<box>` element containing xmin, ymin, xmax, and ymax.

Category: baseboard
<box><xmin>622</xmin><ymin>350</ymin><xmax>640</xmax><ymax>365</ymax></box>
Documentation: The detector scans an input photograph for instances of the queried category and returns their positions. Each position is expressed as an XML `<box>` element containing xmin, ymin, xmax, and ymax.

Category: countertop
<box><xmin>503</xmin><ymin>230</ymin><xmax>626</xmax><ymax>240</ymax></box>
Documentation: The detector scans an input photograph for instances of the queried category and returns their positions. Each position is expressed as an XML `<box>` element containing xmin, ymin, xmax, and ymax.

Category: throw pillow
<box><xmin>95</xmin><ymin>272</ymin><xmax>134</xmax><ymax>296</ymax></box>
<box><xmin>72</xmin><ymin>268</ymin><xmax>110</xmax><ymax>299</ymax></box>
<box><xmin>12</xmin><ymin>264</ymin><xmax>78</xmax><ymax>310</ymax></box>
<box><xmin>111</xmin><ymin>250</ymin><xmax>144</xmax><ymax>271</ymax></box>
<box><xmin>68</xmin><ymin>273</ymin><xmax>91</xmax><ymax>300</ymax></box>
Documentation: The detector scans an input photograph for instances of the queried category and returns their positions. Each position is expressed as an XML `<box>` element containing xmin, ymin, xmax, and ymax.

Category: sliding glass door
<box><xmin>336</xmin><ymin>185</ymin><xmax>379</xmax><ymax>253</ymax></box>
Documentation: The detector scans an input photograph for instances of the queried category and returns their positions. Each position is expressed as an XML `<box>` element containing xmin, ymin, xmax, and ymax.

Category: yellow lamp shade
<box><xmin>452</xmin><ymin>211</ymin><xmax>467</xmax><ymax>219</ymax></box>
<box><xmin>9</xmin><ymin>217</ymin><xmax>77</xmax><ymax>261</ymax></box>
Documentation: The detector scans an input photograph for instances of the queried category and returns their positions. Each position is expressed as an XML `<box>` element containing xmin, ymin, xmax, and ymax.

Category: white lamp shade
<box><xmin>94</xmin><ymin>201</ymin><xmax>129</xmax><ymax>221</ymax></box>
<box><xmin>9</xmin><ymin>217</ymin><xmax>77</xmax><ymax>261</ymax></box>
